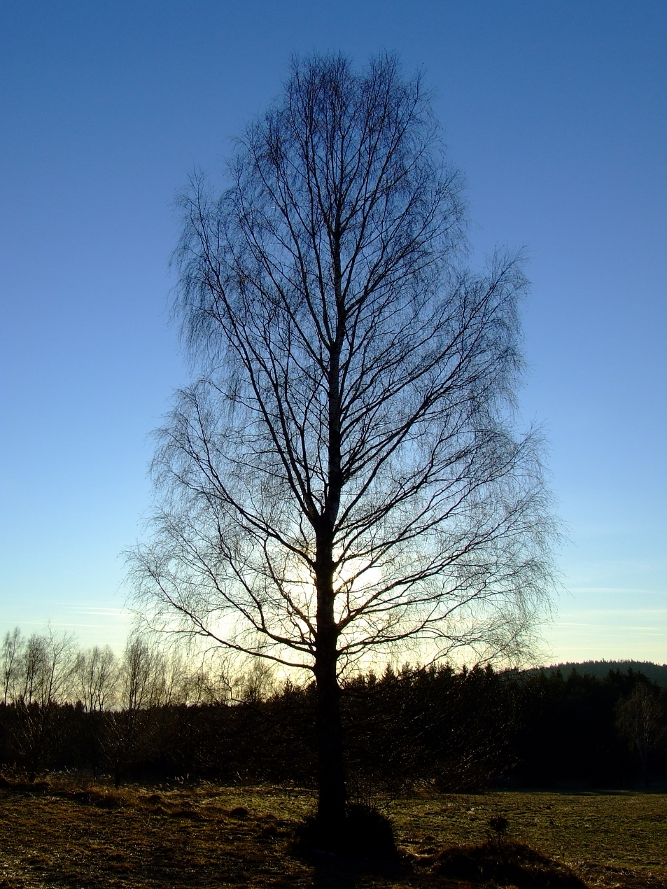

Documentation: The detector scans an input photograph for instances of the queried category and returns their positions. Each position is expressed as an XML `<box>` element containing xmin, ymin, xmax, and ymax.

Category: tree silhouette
<box><xmin>616</xmin><ymin>682</ymin><xmax>665</xmax><ymax>785</ymax></box>
<box><xmin>130</xmin><ymin>53</ymin><xmax>556</xmax><ymax>839</ymax></box>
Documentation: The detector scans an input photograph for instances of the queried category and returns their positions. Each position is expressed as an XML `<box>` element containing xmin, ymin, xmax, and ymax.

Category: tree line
<box><xmin>1</xmin><ymin>627</ymin><xmax>665</xmax><ymax>789</ymax></box>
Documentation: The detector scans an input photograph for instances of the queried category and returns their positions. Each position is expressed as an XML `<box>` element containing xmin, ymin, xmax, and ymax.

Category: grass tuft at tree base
<box><xmin>430</xmin><ymin>840</ymin><xmax>588</xmax><ymax>888</ymax></box>
<box><xmin>292</xmin><ymin>803</ymin><xmax>398</xmax><ymax>859</ymax></box>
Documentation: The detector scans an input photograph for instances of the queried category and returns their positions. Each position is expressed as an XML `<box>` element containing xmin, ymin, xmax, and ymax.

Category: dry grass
<box><xmin>391</xmin><ymin>788</ymin><xmax>667</xmax><ymax>889</ymax></box>
<box><xmin>0</xmin><ymin>777</ymin><xmax>664</xmax><ymax>888</ymax></box>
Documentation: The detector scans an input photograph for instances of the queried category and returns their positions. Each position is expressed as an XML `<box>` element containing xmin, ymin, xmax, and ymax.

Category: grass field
<box><xmin>0</xmin><ymin>778</ymin><xmax>665</xmax><ymax>888</ymax></box>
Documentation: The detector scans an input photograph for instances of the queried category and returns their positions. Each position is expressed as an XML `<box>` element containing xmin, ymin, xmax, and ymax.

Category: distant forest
<box><xmin>1</xmin><ymin>628</ymin><xmax>665</xmax><ymax>791</ymax></box>
<box><xmin>533</xmin><ymin>660</ymin><xmax>667</xmax><ymax>686</ymax></box>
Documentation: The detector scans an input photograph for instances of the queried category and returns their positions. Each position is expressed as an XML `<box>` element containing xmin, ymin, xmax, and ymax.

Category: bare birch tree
<box><xmin>616</xmin><ymin>683</ymin><xmax>666</xmax><ymax>786</ymax></box>
<box><xmin>11</xmin><ymin>629</ymin><xmax>75</xmax><ymax>780</ymax></box>
<box><xmin>107</xmin><ymin>634</ymin><xmax>161</xmax><ymax>787</ymax></box>
<box><xmin>130</xmin><ymin>54</ymin><xmax>556</xmax><ymax>836</ymax></box>
<box><xmin>74</xmin><ymin>645</ymin><xmax>118</xmax><ymax>712</ymax></box>
<box><xmin>1</xmin><ymin>628</ymin><xmax>23</xmax><ymax>705</ymax></box>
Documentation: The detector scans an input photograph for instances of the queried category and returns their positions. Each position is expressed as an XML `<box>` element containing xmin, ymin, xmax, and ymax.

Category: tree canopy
<box><xmin>130</xmin><ymin>53</ymin><xmax>557</xmax><ymax>837</ymax></box>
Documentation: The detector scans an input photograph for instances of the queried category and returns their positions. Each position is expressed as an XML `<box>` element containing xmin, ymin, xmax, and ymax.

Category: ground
<box><xmin>0</xmin><ymin>779</ymin><xmax>664</xmax><ymax>888</ymax></box>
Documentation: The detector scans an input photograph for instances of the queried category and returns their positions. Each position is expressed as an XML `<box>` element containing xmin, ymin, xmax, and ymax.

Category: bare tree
<box><xmin>616</xmin><ymin>683</ymin><xmax>666</xmax><ymax>786</ymax></box>
<box><xmin>130</xmin><ymin>54</ymin><xmax>556</xmax><ymax>836</ymax></box>
<box><xmin>11</xmin><ymin>629</ymin><xmax>75</xmax><ymax>780</ymax></box>
<box><xmin>238</xmin><ymin>658</ymin><xmax>276</xmax><ymax>705</ymax></box>
<box><xmin>20</xmin><ymin>633</ymin><xmax>48</xmax><ymax>705</ymax></box>
<box><xmin>17</xmin><ymin>629</ymin><xmax>75</xmax><ymax>708</ymax></box>
<box><xmin>181</xmin><ymin>646</ymin><xmax>238</xmax><ymax>704</ymax></box>
<box><xmin>74</xmin><ymin>645</ymin><xmax>118</xmax><ymax>712</ymax></box>
<box><xmin>107</xmin><ymin>634</ymin><xmax>159</xmax><ymax>787</ymax></box>
<box><xmin>1</xmin><ymin>628</ymin><xmax>23</xmax><ymax>705</ymax></box>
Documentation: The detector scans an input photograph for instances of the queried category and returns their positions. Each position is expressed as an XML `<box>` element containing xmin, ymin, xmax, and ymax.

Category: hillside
<box><xmin>536</xmin><ymin>660</ymin><xmax>667</xmax><ymax>686</ymax></box>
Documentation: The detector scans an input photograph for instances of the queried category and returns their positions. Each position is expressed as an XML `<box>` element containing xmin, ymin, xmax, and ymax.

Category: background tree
<box><xmin>74</xmin><ymin>645</ymin><xmax>118</xmax><ymax>713</ymax></box>
<box><xmin>130</xmin><ymin>53</ymin><xmax>556</xmax><ymax>838</ymax></box>
<box><xmin>11</xmin><ymin>629</ymin><xmax>75</xmax><ymax>780</ymax></box>
<box><xmin>73</xmin><ymin>644</ymin><xmax>118</xmax><ymax>777</ymax></box>
<box><xmin>616</xmin><ymin>682</ymin><xmax>666</xmax><ymax>786</ymax></box>
<box><xmin>106</xmin><ymin>635</ymin><xmax>160</xmax><ymax>787</ymax></box>
<box><xmin>1</xmin><ymin>628</ymin><xmax>23</xmax><ymax>706</ymax></box>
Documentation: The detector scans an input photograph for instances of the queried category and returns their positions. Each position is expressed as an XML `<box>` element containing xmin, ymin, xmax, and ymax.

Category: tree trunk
<box><xmin>314</xmin><ymin>246</ymin><xmax>347</xmax><ymax>838</ymax></box>
<box><xmin>314</xmin><ymin>546</ymin><xmax>346</xmax><ymax>838</ymax></box>
<box><xmin>314</xmin><ymin>635</ymin><xmax>346</xmax><ymax>835</ymax></box>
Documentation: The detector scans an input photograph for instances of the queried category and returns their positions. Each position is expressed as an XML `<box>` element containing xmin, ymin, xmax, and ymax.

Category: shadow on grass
<box><xmin>307</xmin><ymin>853</ymin><xmax>410</xmax><ymax>889</ymax></box>
<box><xmin>292</xmin><ymin>804</ymin><xmax>398</xmax><ymax>858</ymax></box>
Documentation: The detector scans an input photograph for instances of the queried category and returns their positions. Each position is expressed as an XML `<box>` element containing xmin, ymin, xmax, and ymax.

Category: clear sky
<box><xmin>1</xmin><ymin>1</ymin><xmax>665</xmax><ymax>664</ymax></box>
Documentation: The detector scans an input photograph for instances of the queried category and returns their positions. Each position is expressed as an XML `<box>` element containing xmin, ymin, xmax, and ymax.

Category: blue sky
<box><xmin>1</xmin><ymin>1</ymin><xmax>665</xmax><ymax>663</ymax></box>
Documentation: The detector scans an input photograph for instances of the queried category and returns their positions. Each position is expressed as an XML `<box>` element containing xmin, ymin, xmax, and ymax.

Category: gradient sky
<box><xmin>1</xmin><ymin>1</ymin><xmax>665</xmax><ymax>664</ymax></box>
